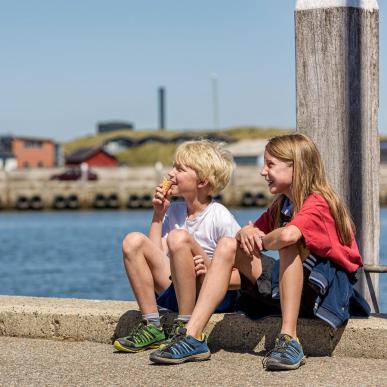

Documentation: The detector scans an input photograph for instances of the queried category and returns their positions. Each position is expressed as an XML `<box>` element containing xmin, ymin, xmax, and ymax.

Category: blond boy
<box><xmin>114</xmin><ymin>140</ymin><xmax>240</xmax><ymax>353</ymax></box>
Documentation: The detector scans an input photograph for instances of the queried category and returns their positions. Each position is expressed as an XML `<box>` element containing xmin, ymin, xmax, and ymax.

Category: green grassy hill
<box><xmin>64</xmin><ymin>126</ymin><xmax>292</xmax><ymax>166</ymax></box>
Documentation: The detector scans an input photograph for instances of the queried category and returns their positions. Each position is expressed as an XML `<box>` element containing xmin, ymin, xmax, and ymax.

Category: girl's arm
<box><xmin>261</xmin><ymin>225</ymin><xmax>303</xmax><ymax>251</ymax></box>
<box><xmin>236</xmin><ymin>222</ymin><xmax>265</xmax><ymax>256</ymax></box>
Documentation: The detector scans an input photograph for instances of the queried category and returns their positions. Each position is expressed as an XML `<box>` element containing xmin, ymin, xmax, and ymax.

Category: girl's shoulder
<box><xmin>303</xmin><ymin>192</ymin><xmax>329</xmax><ymax>208</ymax></box>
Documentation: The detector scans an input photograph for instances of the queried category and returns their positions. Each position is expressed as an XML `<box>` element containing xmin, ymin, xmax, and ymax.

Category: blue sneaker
<box><xmin>263</xmin><ymin>334</ymin><xmax>306</xmax><ymax>371</ymax></box>
<box><xmin>149</xmin><ymin>328</ymin><xmax>211</xmax><ymax>364</ymax></box>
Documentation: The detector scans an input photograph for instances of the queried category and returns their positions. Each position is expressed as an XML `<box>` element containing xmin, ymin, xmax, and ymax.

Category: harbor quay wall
<box><xmin>0</xmin><ymin>296</ymin><xmax>386</xmax><ymax>359</ymax></box>
<box><xmin>2</xmin><ymin>164</ymin><xmax>387</xmax><ymax>210</ymax></box>
<box><xmin>0</xmin><ymin>166</ymin><xmax>271</xmax><ymax>210</ymax></box>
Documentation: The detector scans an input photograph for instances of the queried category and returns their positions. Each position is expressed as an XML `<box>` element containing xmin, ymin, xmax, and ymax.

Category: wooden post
<box><xmin>295</xmin><ymin>0</ymin><xmax>380</xmax><ymax>311</ymax></box>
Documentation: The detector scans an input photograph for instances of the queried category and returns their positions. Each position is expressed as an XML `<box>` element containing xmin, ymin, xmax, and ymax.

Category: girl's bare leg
<box><xmin>167</xmin><ymin>229</ymin><xmax>210</xmax><ymax>315</ymax></box>
<box><xmin>278</xmin><ymin>244</ymin><xmax>307</xmax><ymax>338</ymax></box>
<box><xmin>186</xmin><ymin>237</ymin><xmax>262</xmax><ymax>338</ymax></box>
<box><xmin>122</xmin><ymin>232</ymin><xmax>171</xmax><ymax>314</ymax></box>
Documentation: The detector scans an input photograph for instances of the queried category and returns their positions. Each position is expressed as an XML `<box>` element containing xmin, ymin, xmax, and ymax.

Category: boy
<box><xmin>113</xmin><ymin>140</ymin><xmax>241</xmax><ymax>353</ymax></box>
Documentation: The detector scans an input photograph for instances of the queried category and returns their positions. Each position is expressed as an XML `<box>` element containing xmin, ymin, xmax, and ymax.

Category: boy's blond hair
<box><xmin>174</xmin><ymin>139</ymin><xmax>234</xmax><ymax>196</ymax></box>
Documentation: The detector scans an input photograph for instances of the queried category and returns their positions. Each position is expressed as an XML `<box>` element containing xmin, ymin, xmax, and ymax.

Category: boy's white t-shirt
<box><xmin>162</xmin><ymin>200</ymin><xmax>241</xmax><ymax>259</ymax></box>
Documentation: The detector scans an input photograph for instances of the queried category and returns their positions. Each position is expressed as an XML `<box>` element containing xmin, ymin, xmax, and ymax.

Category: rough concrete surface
<box><xmin>0</xmin><ymin>296</ymin><xmax>386</xmax><ymax>359</ymax></box>
<box><xmin>0</xmin><ymin>336</ymin><xmax>386</xmax><ymax>386</ymax></box>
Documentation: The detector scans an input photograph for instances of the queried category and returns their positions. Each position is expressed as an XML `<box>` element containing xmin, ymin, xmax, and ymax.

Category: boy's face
<box><xmin>168</xmin><ymin>162</ymin><xmax>200</xmax><ymax>198</ymax></box>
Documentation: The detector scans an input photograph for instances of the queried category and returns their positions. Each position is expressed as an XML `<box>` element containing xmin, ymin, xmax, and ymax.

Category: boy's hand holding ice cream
<box><xmin>152</xmin><ymin>177</ymin><xmax>173</xmax><ymax>214</ymax></box>
<box><xmin>161</xmin><ymin>177</ymin><xmax>173</xmax><ymax>195</ymax></box>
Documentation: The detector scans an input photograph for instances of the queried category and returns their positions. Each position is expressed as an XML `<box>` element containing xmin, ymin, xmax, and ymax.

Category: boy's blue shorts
<box><xmin>156</xmin><ymin>283</ymin><xmax>238</xmax><ymax>313</ymax></box>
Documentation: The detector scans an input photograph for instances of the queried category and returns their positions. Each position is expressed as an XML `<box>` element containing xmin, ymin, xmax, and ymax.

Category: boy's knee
<box><xmin>167</xmin><ymin>229</ymin><xmax>191</xmax><ymax>252</ymax></box>
<box><xmin>216</xmin><ymin>237</ymin><xmax>237</xmax><ymax>264</ymax></box>
<box><xmin>217</xmin><ymin>237</ymin><xmax>237</xmax><ymax>253</ymax></box>
<box><xmin>122</xmin><ymin>232</ymin><xmax>146</xmax><ymax>256</ymax></box>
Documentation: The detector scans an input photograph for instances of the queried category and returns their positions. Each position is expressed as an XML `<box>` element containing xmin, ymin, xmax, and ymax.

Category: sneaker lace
<box><xmin>168</xmin><ymin>320</ymin><xmax>186</xmax><ymax>341</ymax></box>
<box><xmin>262</xmin><ymin>335</ymin><xmax>287</xmax><ymax>368</ymax></box>
<box><xmin>127</xmin><ymin>320</ymin><xmax>149</xmax><ymax>345</ymax></box>
<box><xmin>162</xmin><ymin>327</ymin><xmax>187</xmax><ymax>351</ymax></box>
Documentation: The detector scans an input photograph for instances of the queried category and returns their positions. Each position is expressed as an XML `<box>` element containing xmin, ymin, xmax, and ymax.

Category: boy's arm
<box><xmin>148</xmin><ymin>183</ymin><xmax>172</xmax><ymax>250</ymax></box>
<box><xmin>148</xmin><ymin>212</ymin><xmax>165</xmax><ymax>250</ymax></box>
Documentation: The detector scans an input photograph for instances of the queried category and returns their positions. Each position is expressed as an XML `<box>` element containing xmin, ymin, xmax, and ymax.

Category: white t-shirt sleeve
<box><xmin>213</xmin><ymin>204</ymin><xmax>241</xmax><ymax>241</ymax></box>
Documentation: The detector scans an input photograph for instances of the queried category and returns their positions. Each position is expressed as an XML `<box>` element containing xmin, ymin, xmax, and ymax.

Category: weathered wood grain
<box><xmin>295</xmin><ymin>4</ymin><xmax>380</xmax><ymax>310</ymax></box>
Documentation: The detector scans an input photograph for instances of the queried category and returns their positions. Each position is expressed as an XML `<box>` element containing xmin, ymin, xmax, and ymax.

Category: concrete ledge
<box><xmin>0</xmin><ymin>295</ymin><xmax>386</xmax><ymax>358</ymax></box>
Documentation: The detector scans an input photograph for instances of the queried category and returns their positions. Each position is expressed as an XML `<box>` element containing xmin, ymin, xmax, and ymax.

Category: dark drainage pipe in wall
<box><xmin>94</xmin><ymin>194</ymin><xmax>107</xmax><ymax>209</ymax></box>
<box><xmin>128</xmin><ymin>194</ymin><xmax>141</xmax><ymax>209</ymax></box>
<box><xmin>67</xmin><ymin>195</ymin><xmax>80</xmax><ymax>209</ymax></box>
<box><xmin>241</xmin><ymin>192</ymin><xmax>255</xmax><ymax>207</ymax></box>
<box><xmin>255</xmin><ymin>193</ymin><xmax>267</xmax><ymax>207</ymax></box>
<box><xmin>107</xmin><ymin>194</ymin><xmax>120</xmax><ymax>208</ymax></box>
<box><xmin>53</xmin><ymin>196</ymin><xmax>66</xmax><ymax>209</ymax></box>
<box><xmin>30</xmin><ymin>195</ymin><xmax>43</xmax><ymax>210</ymax></box>
<box><xmin>16</xmin><ymin>196</ymin><xmax>30</xmax><ymax>210</ymax></box>
<box><xmin>141</xmin><ymin>194</ymin><xmax>153</xmax><ymax>208</ymax></box>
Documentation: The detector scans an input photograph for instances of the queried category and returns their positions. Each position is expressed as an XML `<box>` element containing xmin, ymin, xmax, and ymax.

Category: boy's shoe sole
<box><xmin>113</xmin><ymin>340</ymin><xmax>163</xmax><ymax>353</ymax></box>
<box><xmin>149</xmin><ymin>350</ymin><xmax>211</xmax><ymax>364</ymax></box>
<box><xmin>264</xmin><ymin>356</ymin><xmax>306</xmax><ymax>371</ymax></box>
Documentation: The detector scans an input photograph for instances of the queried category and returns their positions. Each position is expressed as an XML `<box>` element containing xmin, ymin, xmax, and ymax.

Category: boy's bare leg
<box><xmin>278</xmin><ymin>244</ymin><xmax>307</xmax><ymax>338</ymax></box>
<box><xmin>122</xmin><ymin>232</ymin><xmax>171</xmax><ymax>314</ymax></box>
<box><xmin>167</xmin><ymin>229</ymin><xmax>210</xmax><ymax>315</ymax></box>
<box><xmin>186</xmin><ymin>237</ymin><xmax>262</xmax><ymax>338</ymax></box>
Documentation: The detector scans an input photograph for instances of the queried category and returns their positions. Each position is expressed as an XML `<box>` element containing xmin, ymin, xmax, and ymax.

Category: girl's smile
<box><xmin>261</xmin><ymin>150</ymin><xmax>293</xmax><ymax>197</ymax></box>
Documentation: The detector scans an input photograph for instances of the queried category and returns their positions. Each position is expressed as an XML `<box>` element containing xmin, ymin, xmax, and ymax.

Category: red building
<box><xmin>66</xmin><ymin>147</ymin><xmax>118</xmax><ymax>167</ymax></box>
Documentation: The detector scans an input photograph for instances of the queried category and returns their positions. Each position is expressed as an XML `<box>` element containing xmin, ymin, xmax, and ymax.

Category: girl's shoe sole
<box><xmin>265</xmin><ymin>357</ymin><xmax>306</xmax><ymax>371</ymax></box>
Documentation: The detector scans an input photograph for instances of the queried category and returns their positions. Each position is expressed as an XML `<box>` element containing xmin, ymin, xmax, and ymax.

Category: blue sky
<box><xmin>0</xmin><ymin>0</ymin><xmax>386</xmax><ymax>141</ymax></box>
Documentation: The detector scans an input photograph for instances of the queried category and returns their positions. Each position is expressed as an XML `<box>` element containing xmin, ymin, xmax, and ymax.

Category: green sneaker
<box><xmin>113</xmin><ymin>319</ymin><xmax>166</xmax><ymax>353</ymax></box>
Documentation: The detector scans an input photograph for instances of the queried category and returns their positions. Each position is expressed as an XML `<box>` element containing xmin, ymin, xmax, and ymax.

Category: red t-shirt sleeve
<box><xmin>254</xmin><ymin>209</ymin><xmax>271</xmax><ymax>234</ymax></box>
<box><xmin>286</xmin><ymin>197</ymin><xmax>332</xmax><ymax>257</ymax></box>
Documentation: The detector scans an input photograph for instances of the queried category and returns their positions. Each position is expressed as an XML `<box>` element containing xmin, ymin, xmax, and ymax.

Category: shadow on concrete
<box><xmin>372</xmin><ymin>313</ymin><xmax>387</xmax><ymax>319</ymax></box>
<box><xmin>112</xmin><ymin>310</ymin><xmax>142</xmax><ymax>342</ymax></box>
<box><xmin>207</xmin><ymin>313</ymin><xmax>349</xmax><ymax>357</ymax></box>
<box><xmin>110</xmin><ymin>310</ymin><xmax>373</xmax><ymax>357</ymax></box>
<box><xmin>207</xmin><ymin>314</ymin><xmax>280</xmax><ymax>355</ymax></box>
<box><xmin>111</xmin><ymin>310</ymin><xmax>179</xmax><ymax>343</ymax></box>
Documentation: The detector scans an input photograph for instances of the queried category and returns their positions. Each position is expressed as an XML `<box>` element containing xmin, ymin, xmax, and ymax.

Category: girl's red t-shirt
<box><xmin>254</xmin><ymin>193</ymin><xmax>362</xmax><ymax>273</ymax></box>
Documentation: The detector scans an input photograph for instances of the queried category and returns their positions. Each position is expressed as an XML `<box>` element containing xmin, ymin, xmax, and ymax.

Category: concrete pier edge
<box><xmin>0</xmin><ymin>295</ymin><xmax>386</xmax><ymax>358</ymax></box>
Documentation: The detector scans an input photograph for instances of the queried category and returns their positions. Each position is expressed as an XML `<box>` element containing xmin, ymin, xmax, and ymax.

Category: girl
<box><xmin>150</xmin><ymin>133</ymin><xmax>368</xmax><ymax>370</ymax></box>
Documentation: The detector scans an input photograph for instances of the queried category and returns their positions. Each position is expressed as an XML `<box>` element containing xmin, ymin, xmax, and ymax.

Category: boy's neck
<box><xmin>186</xmin><ymin>196</ymin><xmax>212</xmax><ymax>218</ymax></box>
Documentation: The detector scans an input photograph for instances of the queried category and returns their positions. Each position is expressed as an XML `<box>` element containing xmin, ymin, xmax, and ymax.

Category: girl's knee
<box><xmin>279</xmin><ymin>243</ymin><xmax>309</xmax><ymax>261</ymax></box>
<box><xmin>122</xmin><ymin>232</ymin><xmax>147</xmax><ymax>257</ymax></box>
<box><xmin>279</xmin><ymin>244</ymin><xmax>297</xmax><ymax>254</ymax></box>
<box><xmin>167</xmin><ymin>229</ymin><xmax>190</xmax><ymax>252</ymax></box>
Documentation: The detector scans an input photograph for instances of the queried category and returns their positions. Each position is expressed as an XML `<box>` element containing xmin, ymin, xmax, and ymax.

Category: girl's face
<box><xmin>168</xmin><ymin>161</ymin><xmax>199</xmax><ymax>198</ymax></box>
<box><xmin>261</xmin><ymin>150</ymin><xmax>293</xmax><ymax>198</ymax></box>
